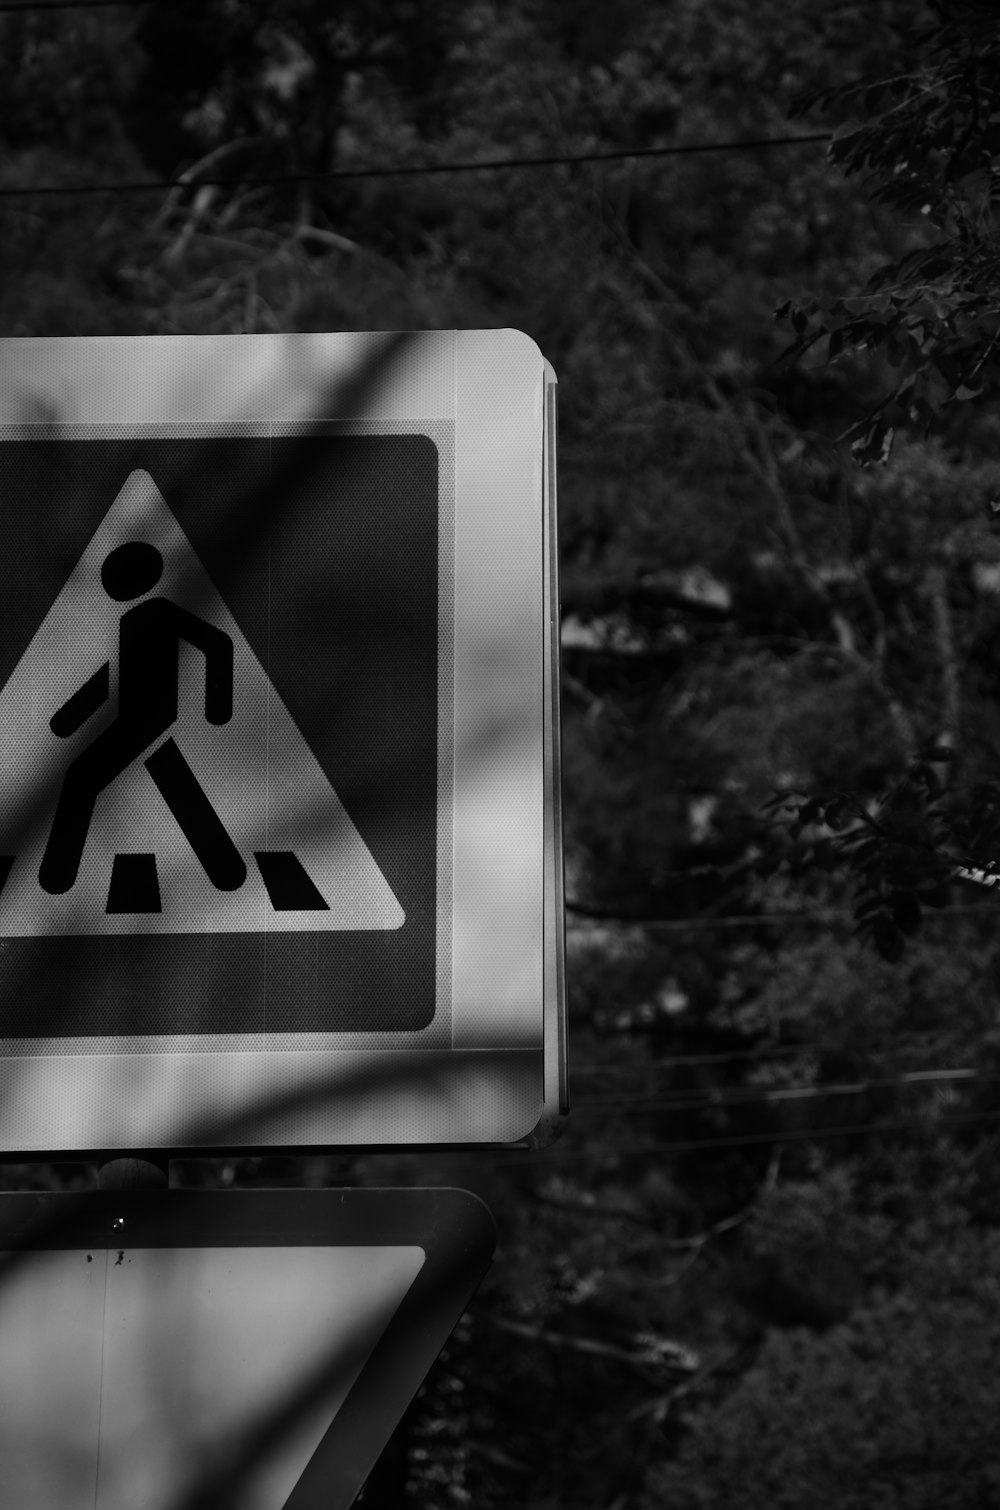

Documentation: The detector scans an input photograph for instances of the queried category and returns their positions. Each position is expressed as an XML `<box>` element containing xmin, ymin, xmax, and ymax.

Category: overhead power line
<box><xmin>0</xmin><ymin>134</ymin><xmax>832</xmax><ymax>201</ymax></box>
<box><xmin>571</xmin><ymin>1031</ymin><xmax>959</xmax><ymax>1073</ymax></box>
<box><xmin>576</xmin><ymin>1065</ymin><xmax>992</xmax><ymax>1113</ymax></box>
<box><xmin>514</xmin><ymin>1103</ymin><xmax>1000</xmax><ymax>1159</ymax></box>
<box><xmin>570</xmin><ymin>907</ymin><xmax>854</xmax><ymax>930</ymax></box>
<box><xmin>568</xmin><ymin>900</ymin><xmax>1000</xmax><ymax>931</ymax></box>
<box><xmin>0</xmin><ymin>0</ymin><xmax>145</xmax><ymax>9</ymax></box>
<box><xmin>372</xmin><ymin>1104</ymin><xmax>1000</xmax><ymax>1163</ymax></box>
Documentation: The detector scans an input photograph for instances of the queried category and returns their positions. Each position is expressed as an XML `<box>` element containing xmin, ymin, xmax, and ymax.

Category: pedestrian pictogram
<box><xmin>0</xmin><ymin>468</ymin><xmax>405</xmax><ymax>935</ymax></box>
<box><xmin>40</xmin><ymin>537</ymin><xmax>245</xmax><ymax>899</ymax></box>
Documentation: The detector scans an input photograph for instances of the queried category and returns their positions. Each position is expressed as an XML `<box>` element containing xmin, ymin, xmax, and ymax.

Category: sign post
<box><xmin>0</xmin><ymin>329</ymin><xmax>565</xmax><ymax>1155</ymax></box>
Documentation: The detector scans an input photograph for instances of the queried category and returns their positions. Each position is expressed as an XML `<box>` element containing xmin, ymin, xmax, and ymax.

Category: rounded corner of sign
<box><xmin>517</xmin><ymin>1102</ymin><xmax>568</xmax><ymax>1152</ymax></box>
<box><xmin>497</xmin><ymin>328</ymin><xmax>547</xmax><ymax>367</ymax></box>
<box><xmin>466</xmin><ymin>327</ymin><xmax>547</xmax><ymax>375</ymax></box>
<box><xmin>434</xmin><ymin>1188</ymin><xmax>498</xmax><ymax>1253</ymax></box>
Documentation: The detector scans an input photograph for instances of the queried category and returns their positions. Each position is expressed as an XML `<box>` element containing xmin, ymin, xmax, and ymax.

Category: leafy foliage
<box><xmin>5</xmin><ymin>2</ymin><xmax>1000</xmax><ymax>1507</ymax></box>
<box><xmin>652</xmin><ymin>1233</ymin><xmax>1000</xmax><ymax>1509</ymax></box>
<box><xmin>779</xmin><ymin>2</ymin><xmax>1000</xmax><ymax>465</ymax></box>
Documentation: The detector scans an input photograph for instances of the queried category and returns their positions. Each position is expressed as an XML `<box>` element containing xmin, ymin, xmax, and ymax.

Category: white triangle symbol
<box><xmin>0</xmin><ymin>469</ymin><xmax>405</xmax><ymax>935</ymax></box>
<box><xmin>0</xmin><ymin>1243</ymin><xmax>425</xmax><ymax>1510</ymax></box>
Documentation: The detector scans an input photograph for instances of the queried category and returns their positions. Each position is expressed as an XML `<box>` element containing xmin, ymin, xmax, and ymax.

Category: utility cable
<box><xmin>567</xmin><ymin>901</ymin><xmax>1000</xmax><ymax>930</ymax></box>
<box><xmin>0</xmin><ymin>0</ymin><xmax>145</xmax><ymax>9</ymax></box>
<box><xmin>0</xmin><ymin>134</ymin><xmax>832</xmax><ymax>200</ymax></box>
<box><xmin>507</xmin><ymin>1103</ymin><xmax>1000</xmax><ymax>1159</ymax></box>
<box><xmin>571</xmin><ymin>1031</ymin><xmax>960</xmax><ymax>1073</ymax></box>
<box><xmin>575</xmin><ymin>1065</ymin><xmax>995</xmax><ymax>1113</ymax></box>
<box><xmin>371</xmin><ymin>1104</ymin><xmax>1000</xmax><ymax>1163</ymax></box>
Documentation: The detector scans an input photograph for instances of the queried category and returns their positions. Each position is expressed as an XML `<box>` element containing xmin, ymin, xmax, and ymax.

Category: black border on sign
<box><xmin>0</xmin><ymin>431</ymin><xmax>443</xmax><ymax>1038</ymax></box>
<box><xmin>0</xmin><ymin>1187</ymin><xmax>495</xmax><ymax>1509</ymax></box>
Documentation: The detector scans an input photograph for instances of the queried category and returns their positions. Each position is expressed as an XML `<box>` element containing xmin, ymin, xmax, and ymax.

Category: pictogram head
<box><xmin>101</xmin><ymin>542</ymin><xmax>164</xmax><ymax>601</ymax></box>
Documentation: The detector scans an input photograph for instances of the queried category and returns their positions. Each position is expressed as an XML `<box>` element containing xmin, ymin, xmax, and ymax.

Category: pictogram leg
<box><xmin>39</xmin><ymin>726</ymin><xmax>144</xmax><ymax>894</ymax></box>
<box><xmin>145</xmin><ymin>737</ymin><xmax>246</xmax><ymax>891</ymax></box>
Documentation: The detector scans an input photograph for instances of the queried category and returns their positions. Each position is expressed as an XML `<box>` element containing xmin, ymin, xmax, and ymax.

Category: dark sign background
<box><xmin>0</xmin><ymin>434</ymin><xmax>440</xmax><ymax>1036</ymax></box>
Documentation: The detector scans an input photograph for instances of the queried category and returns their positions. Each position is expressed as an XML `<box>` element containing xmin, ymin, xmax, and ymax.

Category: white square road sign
<box><xmin>0</xmin><ymin>330</ymin><xmax>566</xmax><ymax>1154</ymax></box>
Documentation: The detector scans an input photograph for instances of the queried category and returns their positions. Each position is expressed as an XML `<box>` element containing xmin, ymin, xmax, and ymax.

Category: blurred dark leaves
<box><xmin>6</xmin><ymin>0</ymin><xmax>1000</xmax><ymax>1507</ymax></box>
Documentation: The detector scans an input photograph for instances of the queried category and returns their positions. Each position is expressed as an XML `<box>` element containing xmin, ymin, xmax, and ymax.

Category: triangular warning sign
<box><xmin>0</xmin><ymin>469</ymin><xmax>404</xmax><ymax>934</ymax></box>
<box><xmin>0</xmin><ymin>1188</ymin><xmax>496</xmax><ymax>1510</ymax></box>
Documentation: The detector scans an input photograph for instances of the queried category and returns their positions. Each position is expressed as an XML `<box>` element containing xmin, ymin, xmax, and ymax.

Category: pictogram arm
<box><xmin>172</xmin><ymin>606</ymin><xmax>234</xmax><ymax>725</ymax></box>
<box><xmin>49</xmin><ymin>661</ymin><xmax>110</xmax><ymax>737</ymax></box>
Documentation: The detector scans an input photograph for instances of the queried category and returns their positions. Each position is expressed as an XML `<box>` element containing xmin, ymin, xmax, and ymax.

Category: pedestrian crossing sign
<box><xmin>2</xmin><ymin>466</ymin><xmax>403</xmax><ymax>934</ymax></box>
<box><xmin>0</xmin><ymin>331</ymin><xmax>566</xmax><ymax>1155</ymax></box>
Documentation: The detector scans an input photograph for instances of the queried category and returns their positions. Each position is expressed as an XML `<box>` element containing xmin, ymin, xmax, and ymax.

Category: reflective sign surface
<box><xmin>0</xmin><ymin>1188</ymin><xmax>495</xmax><ymax>1508</ymax></box>
<box><xmin>0</xmin><ymin>331</ymin><xmax>565</xmax><ymax>1152</ymax></box>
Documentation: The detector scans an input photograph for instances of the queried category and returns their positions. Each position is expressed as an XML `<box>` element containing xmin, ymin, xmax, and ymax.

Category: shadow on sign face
<box><xmin>0</xmin><ymin>331</ymin><xmax>543</xmax><ymax>1148</ymax></box>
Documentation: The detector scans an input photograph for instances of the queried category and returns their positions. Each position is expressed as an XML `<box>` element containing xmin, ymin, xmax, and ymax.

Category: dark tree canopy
<box><xmin>2</xmin><ymin>3</ymin><xmax>1000</xmax><ymax>1507</ymax></box>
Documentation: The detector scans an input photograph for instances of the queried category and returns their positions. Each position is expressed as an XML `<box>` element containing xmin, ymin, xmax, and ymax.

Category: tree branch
<box><xmin>531</xmin><ymin>1151</ymin><xmax>782</xmax><ymax>1251</ymax></box>
<box><xmin>925</xmin><ymin>557</ymin><xmax>961</xmax><ymax>766</ymax></box>
<box><xmin>561</xmin><ymin>577</ymin><xmax>733</xmax><ymax>620</ymax></box>
<box><xmin>474</xmin><ymin>1314</ymin><xmax>699</xmax><ymax>1376</ymax></box>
